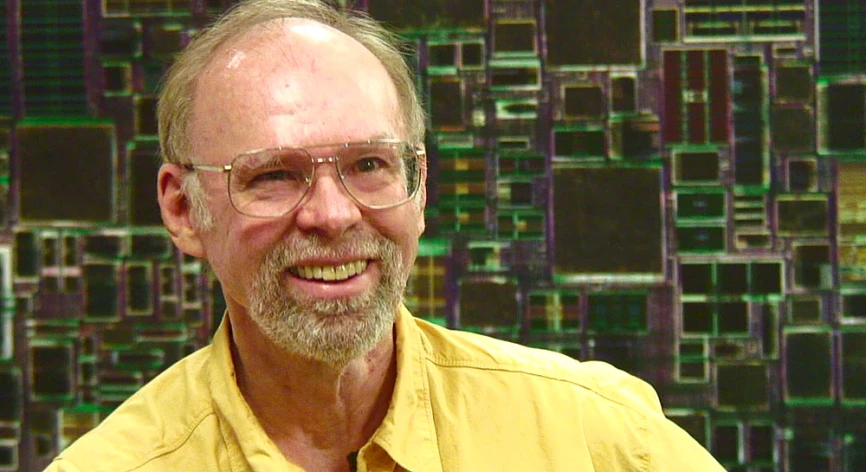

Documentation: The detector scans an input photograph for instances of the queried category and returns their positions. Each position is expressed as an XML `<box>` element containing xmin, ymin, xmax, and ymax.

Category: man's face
<box><xmin>175</xmin><ymin>20</ymin><xmax>425</xmax><ymax>365</ymax></box>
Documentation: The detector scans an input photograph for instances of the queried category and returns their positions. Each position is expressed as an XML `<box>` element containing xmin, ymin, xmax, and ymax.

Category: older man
<box><xmin>48</xmin><ymin>1</ymin><xmax>724</xmax><ymax>471</ymax></box>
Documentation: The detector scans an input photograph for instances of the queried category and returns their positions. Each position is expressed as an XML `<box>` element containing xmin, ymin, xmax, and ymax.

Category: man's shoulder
<box><xmin>50</xmin><ymin>345</ymin><xmax>218</xmax><ymax>472</ymax></box>
<box><xmin>412</xmin><ymin>317</ymin><xmax>663</xmax><ymax>415</ymax></box>
<box><xmin>408</xmin><ymin>318</ymin><xmax>725</xmax><ymax>470</ymax></box>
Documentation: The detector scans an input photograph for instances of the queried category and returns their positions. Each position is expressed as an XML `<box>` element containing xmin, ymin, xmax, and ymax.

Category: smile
<box><xmin>288</xmin><ymin>260</ymin><xmax>369</xmax><ymax>282</ymax></box>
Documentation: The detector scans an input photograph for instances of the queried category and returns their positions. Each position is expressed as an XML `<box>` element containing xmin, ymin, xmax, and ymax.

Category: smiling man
<box><xmin>47</xmin><ymin>1</ymin><xmax>724</xmax><ymax>471</ymax></box>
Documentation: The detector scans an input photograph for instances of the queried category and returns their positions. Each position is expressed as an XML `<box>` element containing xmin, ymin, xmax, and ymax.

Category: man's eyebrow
<box><xmin>367</xmin><ymin>132</ymin><xmax>397</xmax><ymax>140</ymax></box>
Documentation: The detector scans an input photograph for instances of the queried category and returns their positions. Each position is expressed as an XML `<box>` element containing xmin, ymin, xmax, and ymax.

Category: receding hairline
<box><xmin>205</xmin><ymin>18</ymin><xmax>344</xmax><ymax>61</ymax></box>
<box><xmin>187</xmin><ymin>18</ymin><xmax>406</xmax><ymax>151</ymax></box>
<box><xmin>198</xmin><ymin>17</ymin><xmax>395</xmax><ymax>83</ymax></box>
<box><xmin>157</xmin><ymin>0</ymin><xmax>427</xmax><ymax>166</ymax></box>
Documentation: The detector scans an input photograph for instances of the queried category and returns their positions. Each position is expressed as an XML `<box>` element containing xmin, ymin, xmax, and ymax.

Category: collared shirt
<box><xmin>47</xmin><ymin>306</ymin><xmax>725</xmax><ymax>471</ymax></box>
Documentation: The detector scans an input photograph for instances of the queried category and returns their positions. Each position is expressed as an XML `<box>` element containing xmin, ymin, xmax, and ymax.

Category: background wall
<box><xmin>1</xmin><ymin>0</ymin><xmax>865</xmax><ymax>470</ymax></box>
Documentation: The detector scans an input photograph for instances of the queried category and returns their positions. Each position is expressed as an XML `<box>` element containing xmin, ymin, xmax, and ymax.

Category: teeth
<box><xmin>291</xmin><ymin>260</ymin><xmax>368</xmax><ymax>282</ymax></box>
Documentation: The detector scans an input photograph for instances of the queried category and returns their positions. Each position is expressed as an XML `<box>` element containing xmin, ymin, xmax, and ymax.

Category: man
<box><xmin>48</xmin><ymin>1</ymin><xmax>725</xmax><ymax>470</ymax></box>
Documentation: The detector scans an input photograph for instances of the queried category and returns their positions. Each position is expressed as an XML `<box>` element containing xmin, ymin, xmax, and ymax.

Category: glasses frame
<box><xmin>183</xmin><ymin>138</ymin><xmax>425</xmax><ymax>219</ymax></box>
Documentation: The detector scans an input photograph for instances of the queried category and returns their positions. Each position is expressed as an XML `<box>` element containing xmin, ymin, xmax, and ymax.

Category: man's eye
<box><xmin>252</xmin><ymin>170</ymin><xmax>302</xmax><ymax>183</ymax></box>
<box><xmin>353</xmin><ymin>157</ymin><xmax>387</xmax><ymax>173</ymax></box>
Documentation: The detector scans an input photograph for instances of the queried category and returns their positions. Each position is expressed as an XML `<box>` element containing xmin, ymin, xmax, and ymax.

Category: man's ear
<box><xmin>158</xmin><ymin>164</ymin><xmax>205</xmax><ymax>258</ymax></box>
<box><xmin>416</xmin><ymin>147</ymin><xmax>428</xmax><ymax>235</ymax></box>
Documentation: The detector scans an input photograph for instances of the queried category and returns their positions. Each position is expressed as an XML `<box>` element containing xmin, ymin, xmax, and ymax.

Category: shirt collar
<box><xmin>368</xmin><ymin>306</ymin><xmax>442</xmax><ymax>472</ymax></box>
<box><xmin>206</xmin><ymin>307</ymin><xmax>442</xmax><ymax>472</ymax></box>
<box><xmin>208</xmin><ymin>315</ymin><xmax>298</xmax><ymax>471</ymax></box>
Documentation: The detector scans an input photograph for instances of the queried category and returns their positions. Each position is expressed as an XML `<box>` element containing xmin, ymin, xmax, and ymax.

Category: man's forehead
<box><xmin>188</xmin><ymin>16</ymin><xmax>402</xmax><ymax>152</ymax></box>
<box><xmin>207</xmin><ymin>18</ymin><xmax>360</xmax><ymax>72</ymax></box>
<box><xmin>194</xmin><ymin>17</ymin><xmax>392</xmax><ymax>112</ymax></box>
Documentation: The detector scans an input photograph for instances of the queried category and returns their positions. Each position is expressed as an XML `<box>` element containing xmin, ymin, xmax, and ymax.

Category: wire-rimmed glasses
<box><xmin>184</xmin><ymin>138</ymin><xmax>424</xmax><ymax>218</ymax></box>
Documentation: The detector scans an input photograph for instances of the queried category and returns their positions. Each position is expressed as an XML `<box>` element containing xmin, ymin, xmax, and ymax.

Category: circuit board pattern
<box><xmin>1</xmin><ymin>1</ymin><xmax>865</xmax><ymax>470</ymax></box>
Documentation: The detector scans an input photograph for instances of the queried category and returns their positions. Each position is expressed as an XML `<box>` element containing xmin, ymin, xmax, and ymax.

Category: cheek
<box><xmin>204</xmin><ymin>183</ymin><xmax>280</xmax><ymax>254</ymax></box>
<box><xmin>201</xmin><ymin>212</ymin><xmax>287</xmax><ymax>302</ymax></box>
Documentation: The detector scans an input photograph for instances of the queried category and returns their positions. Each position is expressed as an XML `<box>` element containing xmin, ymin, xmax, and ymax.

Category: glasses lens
<box><xmin>226</xmin><ymin>141</ymin><xmax>421</xmax><ymax>218</ymax></box>
<box><xmin>337</xmin><ymin>142</ymin><xmax>420</xmax><ymax>208</ymax></box>
<box><xmin>228</xmin><ymin>148</ymin><xmax>312</xmax><ymax>217</ymax></box>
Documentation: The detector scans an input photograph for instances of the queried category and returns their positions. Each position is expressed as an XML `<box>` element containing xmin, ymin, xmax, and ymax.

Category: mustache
<box><xmin>261</xmin><ymin>231</ymin><xmax>396</xmax><ymax>268</ymax></box>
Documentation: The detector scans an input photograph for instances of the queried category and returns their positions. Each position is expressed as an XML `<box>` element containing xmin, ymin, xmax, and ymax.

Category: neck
<box><xmin>228</xmin><ymin>309</ymin><xmax>398</xmax><ymax>468</ymax></box>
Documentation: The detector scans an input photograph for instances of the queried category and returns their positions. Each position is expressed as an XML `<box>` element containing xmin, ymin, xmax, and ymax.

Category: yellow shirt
<box><xmin>47</xmin><ymin>306</ymin><xmax>724</xmax><ymax>471</ymax></box>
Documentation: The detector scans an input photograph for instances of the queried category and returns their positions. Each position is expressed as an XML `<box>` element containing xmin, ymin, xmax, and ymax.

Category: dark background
<box><xmin>1</xmin><ymin>0</ymin><xmax>865</xmax><ymax>470</ymax></box>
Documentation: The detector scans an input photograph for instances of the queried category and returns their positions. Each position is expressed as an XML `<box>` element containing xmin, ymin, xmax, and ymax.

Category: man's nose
<box><xmin>293</xmin><ymin>164</ymin><xmax>362</xmax><ymax>238</ymax></box>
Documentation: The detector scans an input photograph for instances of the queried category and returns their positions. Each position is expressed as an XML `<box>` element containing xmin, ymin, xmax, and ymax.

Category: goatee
<box><xmin>248</xmin><ymin>230</ymin><xmax>405</xmax><ymax>367</ymax></box>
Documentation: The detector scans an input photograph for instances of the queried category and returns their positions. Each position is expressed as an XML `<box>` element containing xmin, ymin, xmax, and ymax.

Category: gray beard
<box><xmin>247</xmin><ymin>230</ymin><xmax>405</xmax><ymax>367</ymax></box>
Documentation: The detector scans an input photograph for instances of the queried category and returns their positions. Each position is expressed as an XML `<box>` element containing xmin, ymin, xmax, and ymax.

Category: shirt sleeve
<box><xmin>644</xmin><ymin>415</ymin><xmax>728</xmax><ymax>471</ymax></box>
<box><xmin>43</xmin><ymin>458</ymin><xmax>84</xmax><ymax>472</ymax></box>
<box><xmin>609</xmin><ymin>366</ymin><xmax>726</xmax><ymax>471</ymax></box>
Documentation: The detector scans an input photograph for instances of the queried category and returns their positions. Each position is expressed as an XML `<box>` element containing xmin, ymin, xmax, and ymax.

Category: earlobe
<box><xmin>157</xmin><ymin>164</ymin><xmax>206</xmax><ymax>258</ymax></box>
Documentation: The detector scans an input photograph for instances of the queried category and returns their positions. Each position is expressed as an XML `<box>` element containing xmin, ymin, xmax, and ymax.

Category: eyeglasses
<box><xmin>184</xmin><ymin>138</ymin><xmax>424</xmax><ymax>218</ymax></box>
